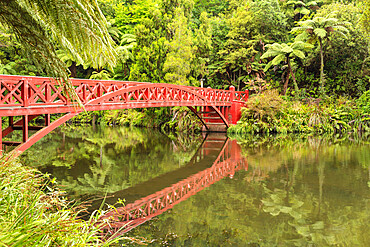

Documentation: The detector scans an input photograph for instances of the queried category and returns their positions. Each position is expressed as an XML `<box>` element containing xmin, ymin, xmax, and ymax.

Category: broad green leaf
<box><xmin>264</xmin><ymin>61</ymin><xmax>273</xmax><ymax>72</ymax></box>
<box><xmin>307</xmin><ymin>1</ymin><xmax>317</xmax><ymax>6</ymax></box>
<box><xmin>296</xmin><ymin>226</ymin><xmax>310</xmax><ymax>237</ymax></box>
<box><xmin>261</xmin><ymin>49</ymin><xmax>281</xmax><ymax>59</ymax></box>
<box><xmin>261</xmin><ymin>199</ymin><xmax>275</xmax><ymax>207</ymax></box>
<box><xmin>312</xmin><ymin>221</ymin><xmax>324</xmax><ymax>230</ymax></box>
<box><xmin>280</xmin><ymin>206</ymin><xmax>293</xmax><ymax>214</ymax></box>
<box><xmin>292</xmin><ymin>200</ymin><xmax>304</xmax><ymax>208</ymax></box>
<box><xmin>299</xmin><ymin>8</ymin><xmax>310</xmax><ymax>15</ymax></box>
<box><xmin>289</xmin><ymin>210</ymin><xmax>302</xmax><ymax>219</ymax></box>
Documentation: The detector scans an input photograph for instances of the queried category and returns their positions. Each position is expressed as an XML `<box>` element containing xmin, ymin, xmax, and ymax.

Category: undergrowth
<box><xmin>0</xmin><ymin>154</ymin><xmax>124</xmax><ymax>246</ymax></box>
<box><xmin>229</xmin><ymin>90</ymin><xmax>370</xmax><ymax>135</ymax></box>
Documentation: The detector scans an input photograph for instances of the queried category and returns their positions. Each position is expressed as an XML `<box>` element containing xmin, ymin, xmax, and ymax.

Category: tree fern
<box><xmin>291</xmin><ymin>15</ymin><xmax>350</xmax><ymax>96</ymax></box>
<box><xmin>0</xmin><ymin>0</ymin><xmax>117</xmax><ymax>100</ymax></box>
<box><xmin>261</xmin><ymin>41</ymin><xmax>313</xmax><ymax>94</ymax></box>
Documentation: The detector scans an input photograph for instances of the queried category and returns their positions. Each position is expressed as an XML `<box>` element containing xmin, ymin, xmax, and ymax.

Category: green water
<box><xmin>22</xmin><ymin>126</ymin><xmax>370</xmax><ymax>246</ymax></box>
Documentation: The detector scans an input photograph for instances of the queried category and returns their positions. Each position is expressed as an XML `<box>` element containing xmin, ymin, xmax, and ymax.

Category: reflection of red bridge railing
<box><xmin>99</xmin><ymin>139</ymin><xmax>247</xmax><ymax>234</ymax></box>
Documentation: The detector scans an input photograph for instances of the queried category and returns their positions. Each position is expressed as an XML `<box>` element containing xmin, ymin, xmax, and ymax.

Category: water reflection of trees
<box><xmin>22</xmin><ymin>126</ymin><xmax>203</xmax><ymax>198</ymax></box>
<box><xmin>126</xmin><ymin>134</ymin><xmax>369</xmax><ymax>246</ymax></box>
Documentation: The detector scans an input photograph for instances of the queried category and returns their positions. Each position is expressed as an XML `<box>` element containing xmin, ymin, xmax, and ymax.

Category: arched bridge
<box><xmin>0</xmin><ymin>75</ymin><xmax>248</xmax><ymax>154</ymax></box>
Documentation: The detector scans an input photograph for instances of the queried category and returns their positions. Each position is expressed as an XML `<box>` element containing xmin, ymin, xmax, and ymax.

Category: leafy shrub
<box><xmin>240</xmin><ymin>89</ymin><xmax>284</xmax><ymax>122</ymax></box>
<box><xmin>230</xmin><ymin>92</ymin><xmax>370</xmax><ymax>135</ymax></box>
<box><xmin>357</xmin><ymin>90</ymin><xmax>370</xmax><ymax>114</ymax></box>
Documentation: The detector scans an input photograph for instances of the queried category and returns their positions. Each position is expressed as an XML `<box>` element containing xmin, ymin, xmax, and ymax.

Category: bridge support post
<box><xmin>9</xmin><ymin>116</ymin><xmax>13</xmax><ymax>128</ymax></box>
<box><xmin>45</xmin><ymin>114</ymin><xmax>50</xmax><ymax>126</ymax></box>
<box><xmin>229</xmin><ymin>86</ymin><xmax>243</xmax><ymax>125</ymax></box>
<box><xmin>23</xmin><ymin>115</ymin><xmax>28</xmax><ymax>142</ymax></box>
<box><xmin>230</xmin><ymin>101</ymin><xmax>243</xmax><ymax>125</ymax></box>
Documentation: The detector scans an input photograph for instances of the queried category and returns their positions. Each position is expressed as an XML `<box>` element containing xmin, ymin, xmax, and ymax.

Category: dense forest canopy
<box><xmin>0</xmin><ymin>0</ymin><xmax>369</xmax><ymax>97</ymax></box>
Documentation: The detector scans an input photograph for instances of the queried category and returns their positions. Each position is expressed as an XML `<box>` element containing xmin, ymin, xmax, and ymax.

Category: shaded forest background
<box><xmin>1</xmin><ymin>0</ymin><xmax>369</xmax><ymax>98</ymax></box>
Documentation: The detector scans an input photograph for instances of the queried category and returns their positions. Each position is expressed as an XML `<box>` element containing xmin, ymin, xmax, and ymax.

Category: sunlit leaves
<box><xmin>361</xmin><ymin>0</ymin><xmax>370</xmax><ymax>35</ymax></box>
<box><xmin>313</xmin><ymin>28</ymin><xmax>327</xmax><ymax>38</ymax></box>
<box><xmin>292</xmin><ymin>49</ymin><xmax>305</xmax><ymax>59</ymax></box>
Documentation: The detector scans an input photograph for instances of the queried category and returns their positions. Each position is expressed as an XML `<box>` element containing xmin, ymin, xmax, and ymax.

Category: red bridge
<box><xmin>99</xmin><ymin>137</ymin><xmax>248</xmax><ymax>236</ymax></box>
<box><xmin>0</xmin><ymin>75</ymin><xmax>248</xmax><ymax>154</ymax></box>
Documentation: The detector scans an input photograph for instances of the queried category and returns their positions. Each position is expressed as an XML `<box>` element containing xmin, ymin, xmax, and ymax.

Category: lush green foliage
<box><xmin>229</xmin><ymin>89</ymin><xmax>370</xmax><ymax>134</ymax></box>
<box><xmin>1</xmin><ymin>0</ymin><xmax>368</xmax><ymax>97</ymax></box>
<box><xmin>70</xmin><ymin>107</ymin><xmax>202</xmax><ymax>133</ymax></box>
<box><xmin>0</xmin><ymin>155</ymin><xmax>122</xmax><ymax>246</ymax></box>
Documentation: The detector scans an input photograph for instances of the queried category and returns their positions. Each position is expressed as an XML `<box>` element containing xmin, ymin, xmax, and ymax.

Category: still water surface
<box><xmin>22</xmin><ymin>126</ymin><xmax>369</xmax><ymax>246</ymax></box>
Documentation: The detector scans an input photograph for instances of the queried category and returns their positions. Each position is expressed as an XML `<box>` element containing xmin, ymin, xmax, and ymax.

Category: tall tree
<box><xmin>163</xmin><ymin>8</ymin><xmax>195</xmax><ymax>85</ymax></box>
<box><xmin>292</xmin><ymin>16</ymin><xmax>350</xmax><ymax>96</ymax></box>
<box><xmin>210</xmin><ymin>0</ymin><xmax>288</xmax><ymax>89</ymax></box>
<box><xmin>362</xmin><ymin>0</ymin><xmax>370</xmax><ymax>35</ymax></box>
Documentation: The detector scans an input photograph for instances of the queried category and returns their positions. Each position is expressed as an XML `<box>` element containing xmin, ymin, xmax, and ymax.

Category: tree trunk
<box><xmin>100</xmin><ymin>145</ymin><xmax>103</xmax><ymax>168</ymax></box>
<box><xmin>287</xmin><ymin>57</ymin><xmax>299</xmax><ymax>94</ymax></box>
<box><xmin>319</xmin><ymin>37</ymin><xmax>325</xmax><ymax>96</ymax></box>
<box><xmin>69</xmin><ymin>61</ymin><xmax>77</xmax><ymax>78</ymax></box>
<box><xmin>282</xmin><ymin>71</ymin><xmax>290</xmax><ymax>95</ymax></box>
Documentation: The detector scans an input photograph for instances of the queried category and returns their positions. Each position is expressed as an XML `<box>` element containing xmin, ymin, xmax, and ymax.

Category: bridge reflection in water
<box><xmin>99</xmin><ymin>134</ymin><xmax>248</xmax><ymax>235</ymax></box>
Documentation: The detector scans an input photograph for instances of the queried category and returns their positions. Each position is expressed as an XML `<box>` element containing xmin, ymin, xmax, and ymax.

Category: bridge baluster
<box><xmin>21</xmin><ymin>79</ymin><xmax>29</xmax><ymax>107</ymax></box>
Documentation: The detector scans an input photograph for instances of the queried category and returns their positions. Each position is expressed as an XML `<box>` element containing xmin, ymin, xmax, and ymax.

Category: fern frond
<box><xmin>0</xmin><ymin>0</ymin><xmax>117</xmax><ymax>102</ymax></box>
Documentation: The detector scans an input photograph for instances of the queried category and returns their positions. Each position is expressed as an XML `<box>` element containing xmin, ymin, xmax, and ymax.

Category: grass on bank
<box><xmin>0</xmin><ymin>154</ymin><xmax>123</xmax><ymax>247</ymax></box>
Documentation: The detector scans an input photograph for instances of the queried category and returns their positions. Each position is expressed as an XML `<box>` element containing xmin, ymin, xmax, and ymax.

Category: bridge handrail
<box><xmin>0</xmin><ymin>75</ymin><xmax>248</xmax><ymax>108</ymax></box>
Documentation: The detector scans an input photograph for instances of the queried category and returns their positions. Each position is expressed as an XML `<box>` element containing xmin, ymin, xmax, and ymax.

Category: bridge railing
<box><xmin>185</xmin><ymin>86</ymin><xmax>248</xmax><ymax>103</ymax></box>
<box><xmin>0</xmin><ymin>75</ymin><xmax>248</xmax><ymax>108</ymax></box>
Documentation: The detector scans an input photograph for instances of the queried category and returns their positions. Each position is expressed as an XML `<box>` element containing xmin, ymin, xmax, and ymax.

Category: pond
<box><xmin>21</xmin><ymin>126</ymin><xmax>370</xmax><ymax>246</ymax></box>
